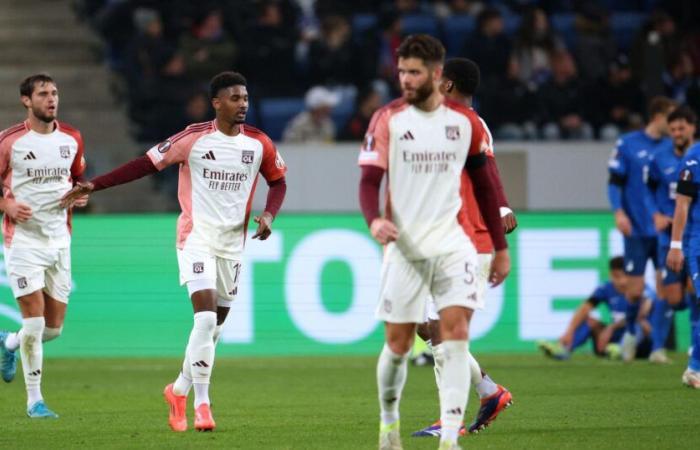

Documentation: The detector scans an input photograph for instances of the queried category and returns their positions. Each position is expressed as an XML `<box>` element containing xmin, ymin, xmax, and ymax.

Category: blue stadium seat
<box><xmin>259</xmin><ymin>97</ymin><xmax>305</xmax><ymax>141</ymax></box>
<box><xmin>599</xmin><ymin>0</ymin><xmax>648</xmax><ymax>12</ymax></box>
<box><xmin>401</xmin><ymin>14</ymin><xmax>439</xmax><ymax>37</ymax></box>
<box><xmin>503</xmin><ymin>14</ymin><xmax>522</xmax><ymax>36</ymax></box>
<box><xmin>352</xmin><ymin>14</ymin><xmax>378</xmax><ymax>37</ymax></box>
<box><xmin>611</xmin><ymin>12</ymin><xmax>646</xmax><ymax>51</ymax></box>
<box><xmin>443</xmin><ymin>15</ymin><xmax>476</xmax><ymax>57</ymax></box>
<box><xmin>332</xmin><ymin>101</ymin><xmax>355</xmax><ymax>132</ymax></box>
<box><xmin>550</xmin><ymin>13</ymin><xmax>576</xmax><ymax>49</ymax></box>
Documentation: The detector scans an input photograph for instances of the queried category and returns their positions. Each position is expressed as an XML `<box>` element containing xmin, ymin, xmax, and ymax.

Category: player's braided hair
<box><xmin>396</xmin><ymin>34</ymin><xmax>445</xmax><ymax>66</ymax></box>
<box><xmin>209</xmin><ymin>71</ymin><xmax>247</xmax><ymax>100</ymax></box>
<box><xmin>20</xmin><ymin>73</ymin><xmax>55</xmax><ymax>97</ymax></box>
<box><xmin>443</xmin><ymin>58</ymin><xmax>480</xmax><ymax>96</ymax></box>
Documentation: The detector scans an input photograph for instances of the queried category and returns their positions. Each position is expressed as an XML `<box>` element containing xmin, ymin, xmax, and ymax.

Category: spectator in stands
<box><xmin>461</xmin><ymin>8</ymin><xmax>512</xmax><ymax>86</ymax></box>
<box><xmin>631</xmin><ymin>10</ymin><xmax>680</xmax><ymax>98</ymax></box>
<box><xmin>339</xmin><ymin>87</ymin><xmax>383</xmax><ymax>141</ymax></box>
<box><xmin>511</xmin><ymin>7</ymin><xmax>565</xmax><ymax>88</ymax></box>
<box><xmin>537</xmin><ymin>49</ymin><xmax>594</xmax><ymax>140</ymax></box>
<box><xmin>307</xmin><ymin>15</ymin><xmax>363</xmax><ymax>87</ymax></box>
<box><xmin>283</xmin><ymin>86</ymin><xmax>339</xmax><ymax>143</ymax></box>
<box><xmin>357</xmin><ymin>11</ymin><xmax>403</xmax><ymax>98</ymax></box>
<box><xmin>573</xmin><ymin>4</ymin><xmax>617</xmax><ymax>84</ymax></box>
<box><xmin>664</xmin><ymin>51</ymin><xmax>695</xmax><ymax>104</ymax></box>
<box><xmin>595</xmin><ymin>54</ymin><xmax>645</xmax><ymax>140</ymax></box>
<box><xmin>240</xmin><ymin>0</ymin><xmax>300</xmax><ymax>96</ymax></box>
<box><xmin>432</xmin><ymin>0</ymin><xmax>483</xmax><ymax>18</ymax></box>
<box><xmin>179</xmin><ymin>9</ymin><xmax>236</xmax><ymax>82</ymax></box>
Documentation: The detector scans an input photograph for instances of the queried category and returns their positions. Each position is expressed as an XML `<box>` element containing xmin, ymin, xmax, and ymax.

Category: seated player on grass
<box><xmin>538</xmin><ymin>256</ymin><xmax>656</xmax><ymax>360</ymax></box>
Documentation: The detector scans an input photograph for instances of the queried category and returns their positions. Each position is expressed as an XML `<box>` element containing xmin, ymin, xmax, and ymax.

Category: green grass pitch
<box><xmin>1</xmin><ymin>354</ymin><xmax>699</xmax><ymax>449</ymax></box>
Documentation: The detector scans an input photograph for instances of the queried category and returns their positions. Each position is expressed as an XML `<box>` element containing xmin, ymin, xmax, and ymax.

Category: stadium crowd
<box><xmin>75</xmin><ymin>0</ymin><xmax>700</xmax><ymax>143</ymax></box>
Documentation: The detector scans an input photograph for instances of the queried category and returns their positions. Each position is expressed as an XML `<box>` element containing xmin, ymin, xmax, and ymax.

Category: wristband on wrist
<box><xmin>670</xmin><ymin>240</ymin><xmax>683</xmax><ymax>250</ymax></box>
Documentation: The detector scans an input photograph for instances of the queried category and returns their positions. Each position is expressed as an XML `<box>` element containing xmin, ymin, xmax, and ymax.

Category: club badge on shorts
<box><xmin>17</xmin><ymin>277</ymin><xmax>28</xmax><ymax>289</ymax></box>
<box><xmin>193</xmin><ymin>262</ymin><xmax>204</xmax><ymax>274</ymax></box>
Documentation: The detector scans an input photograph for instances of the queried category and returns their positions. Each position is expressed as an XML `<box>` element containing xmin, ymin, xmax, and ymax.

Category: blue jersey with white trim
<box><xmin>608</xmin><ymin>131</ymin><xmax>673</xmax><ymax>237</ymax></box>
<box><xmin>647</xmin><ymin>144</ymin><xmax>685</xmax><ymax>246</ymax></box>
<box><xmin>678</xmin><ymin>143</ymin><xmax>700</xmax><ymax>248</ymax></box>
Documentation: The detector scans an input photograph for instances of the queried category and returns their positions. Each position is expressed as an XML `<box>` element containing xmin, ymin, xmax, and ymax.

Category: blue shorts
<box><xmin>658</xmin><ymin>244</ymin><xmax>687</xmax><ymax>286</ymax></box>
<box><xmin>687</xmin><ymin>249</ymin><xmax>700</xmax><ymax>295</ymax></box>
<box><xmin>623</xmin><ymin>236</ymin><xmax>658</xmax><ymax>276</ymax></box>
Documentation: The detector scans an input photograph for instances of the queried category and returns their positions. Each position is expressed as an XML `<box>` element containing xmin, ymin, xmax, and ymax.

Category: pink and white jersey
<box><xmin>147</xmin><ymin>121</ymin><xmax>286</xmax><ymax>259</ymax></box>
<box><xmin>358</xmin><ymin>99</ymin><xmax>486</xmax><ymax>261</ymax></box>
<box><xmin>0</xmin><ymin>121</ymin><xmax>86</xmax><ymax>248</ymax></box>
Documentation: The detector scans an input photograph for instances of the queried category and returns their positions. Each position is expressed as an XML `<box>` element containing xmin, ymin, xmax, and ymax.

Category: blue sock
<box><xmin>625</xmin><ymin>300</ymin><xmax>641</xmax><ymax>335</ymax></box>
<box><xmin>570</xmin><ymin>323</ymin><xmax>591</xmax><ymax>352</ymax></box>
<box><xmin>650</xmin><ymin>298</ymin><xmax>672</xmax><ymax>352</ymax></box>
<box><xmin>689</xmin><ymin>320</ymin><xmax>700</xmax><ymax>371</ymax></box>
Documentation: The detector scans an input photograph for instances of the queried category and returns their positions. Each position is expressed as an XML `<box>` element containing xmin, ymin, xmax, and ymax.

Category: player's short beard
<box><xmin>676</xmin><ymin>138</ymin><xmax>690</xmax><ymax>153</ymax></box>
<box><xmin>32</xmin><ymin>106</ymin><xmax>55</xmax><ymax>123</ymax></box>
<box><xmin>404</xmin><ymin>76</ymin><xmax>434</xmax><ymax>105</ymax></box>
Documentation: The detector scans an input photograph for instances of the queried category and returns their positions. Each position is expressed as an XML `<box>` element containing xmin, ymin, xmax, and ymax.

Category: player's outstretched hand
<box><xmin>503</xmin><ymin>211</ymin><xmax>518</xmax><ymax>234</ymax></box>
<box><xmin>614</xmin><ymin>209</ymin><xmax>632</xmax><ymax>236</ymax></box>
<box><xmin>252</xmin><ymin>211</ymin><xmax>274</xmax><ymax>240</ymax></box>
<box><xmin>370</xmin><ymin>218</ymin><xmax>399</xmax><ymax>245</ymax></box>
<box><xmin>60</xmin><ymin>181</ymin><xmax>94</xmax><ymax>209</ymax></box>
<box><xmin>1</xmin><ymin>198</ymin><xmax>32</xmax><ymax>223</ymax></box>
<box><xmin>73</xmin><ymin>195</ymin><xmax>89</xmax><ymax>208</ymax></box>
<box><xmin>667</xmin><ymin>248</ymin><xmax>685</xmax><ymax>273</ymax></box>
<box><xmin>489</xmin><ymin>249</ymin><xmax>510</xmax><ymax>287</ymax></box>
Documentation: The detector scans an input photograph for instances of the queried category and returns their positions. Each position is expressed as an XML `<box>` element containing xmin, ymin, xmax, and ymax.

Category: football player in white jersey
<box><xmin>0</xmin><ymin>74</ymin><xmax>89</xmax><ymax>418</ymax></box>
<box><xmin>61</xmin><ymin>72</ymin><xmax>287</xmax><ymax>432</ymax></box>
<box><xmin>412</xmin><ymin>58</ymin><xmax>515</xmax><ymax>439</ymax></box>
<box><xmin>359</xmin><ymin>36</ymin><xmax>510</xmax><ymax>450</ymax></box>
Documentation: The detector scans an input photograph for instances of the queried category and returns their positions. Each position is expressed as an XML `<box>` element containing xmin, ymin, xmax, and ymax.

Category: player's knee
<box><xmin>42</xmin><ymin>326</ymin><xmax>62</xmax><ymax>342</ymax></box>
<box><xmin>193</xmin><ymin>311</ymin><xmax>217</xmax><ymax>334</ymax></box>
<box><xmin>386</xmin><ymin>335</ymin><xmax>414</xmax><ymax>355</ymax></box>
<box><xmin>441</xmin><ymin>319</ymin><xmax>469</xmax><ymax>341</ymax></box>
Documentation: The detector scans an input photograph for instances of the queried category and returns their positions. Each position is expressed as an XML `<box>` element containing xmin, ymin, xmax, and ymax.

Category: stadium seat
<box><xmin>610</xmin><ymin>12</ymin><xmax>646</xmax><ymax>51</ymax></box>
<box><xmin>401</xmin><ymin>14</ymin><xmax>440</xmax><ymax>37</ymax></box>
<box><xmin>550</xmin><ymin>13</ymin><xmax>577</xmax><ymax>49</ymax></box>
<box><xmin>503</xmin><ymin>14</ymin><xmax>522</xmax><ymax>36</ymax></box>
<box><xmin>352</xmin><ymin>14</ymin><xmax>378</xmax><ymax>37</ymax></box>
<box><xmin>443</xmin><ymin>15</ymin><xmax>476</xmax><ymax>57</ymax></box>
<box><xmin>599</xmin><ymin>0</ymin><xmax>649</xmax><ymax>12</ymax></box>
<box><xmin>259</xmin><ymin>97</ymin><xmax>305</xmax><ymax>141</ymax></box>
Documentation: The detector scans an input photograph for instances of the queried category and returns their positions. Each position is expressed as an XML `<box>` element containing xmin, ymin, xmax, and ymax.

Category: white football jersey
<box><xmin>147</xmin><ymin>121</ymin><xmax>286</xmax><ymax>259</ymax></box>
<box><xmin>0</xmin><ymin>121</ymin><xmax>86</xmax><ymax>248</ymax></box>
<box><xmin>358</xmin><ymin>99</ymin><xmax>487</xmax><ymax>261</ymax></box>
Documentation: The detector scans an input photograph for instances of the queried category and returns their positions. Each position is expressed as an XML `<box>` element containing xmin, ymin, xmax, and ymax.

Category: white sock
<box><xmin>5</xmin><ymin>331</ymin><xmax>19</xmax><ymax>351</ymax></box>
<box><xmin>468</xmin><ymin>352</ymin><xmax>498</xmax><ymax>398</ymax></box>
<box><xmin>213</xmin><ymin>324</ymin><xmax>223</xmax><ymax>344</ymax></box>
<box><xmin>440</xmin><ymin>340</ymin><xmax>470</xmax><ymax>444</ymax></box>
<box><xmin>173</xmin><ymin>347</ymin><xmax>192</xmax><ymax>396</ymax></box>
<box><xmin>186</xmin><ymin>311</ymin><xmax>216</xmax><ymax>406</ymax></box>
<box><xmin>431</xmin><ymin>343</ymin><xmax>445</xmax><ymax>391</ymax></box>
<box><xmin>20</xmin><ymin>317</ymin><xmax>45</xmax><ymax>407</ymax></box>
<box><xmin>377</xmin><ymin>343</ymin><xmax>409</xmax><ymax>426</ymax></box>
<box><xmin>42</xmin><ymin>327</ymin><xmax>62</xmax><ymax>343</ymax></box>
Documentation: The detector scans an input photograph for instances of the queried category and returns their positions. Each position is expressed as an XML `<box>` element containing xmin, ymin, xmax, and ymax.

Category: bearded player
<box><xmin>412</xmin><ymin>58</ymin><xmax>516</xmax><ymax>439</ymax></box>
<box><xmin>0</xmin><ymin>74</ymin><xmax>88</xmax><ymax>418</ymax></box>
<box><xmin>61</xmin><ymin>71</ymin><xmax>287</xmax><ymax>431</ymax></box>
<box><xmin>359</xmin><ymin>36</ymin><xmax>510</xmax><ymax>450</ymax></box>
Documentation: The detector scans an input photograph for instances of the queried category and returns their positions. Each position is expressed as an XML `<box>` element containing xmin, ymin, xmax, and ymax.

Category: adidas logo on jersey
<box><xmin>23</xmin><ymin>151</ymin><xmax>37</xmax><ymax>160</ymax></box>
<box><xmin>399</xmin><ymin>131</ymin><xmax>415</xmax><ymax>141</ymax></box>
<box><xmin>202</xmin><ymin>151</ymin><xmax>216</xmax><ymax>160</ymax></box>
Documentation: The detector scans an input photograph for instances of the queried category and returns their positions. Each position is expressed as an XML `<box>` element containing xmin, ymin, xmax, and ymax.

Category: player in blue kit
<box><xmin>667</xmin><ymin>134</ymin><xmax>700</xmax><ymax>388</ymax></box>
<box><xmin>646</xmin><ymin>106</ymin><xmax>699</xmax><ymax>363</ymax></box>
<box><xmin>608</xmin><ymin>96</ymin><xmax>676</xmax><ymax>361</ymax></box>
<box><xmin>538</xmin><ymin>257</ymin><xmax>655</xmax><ymax>360</ymax></box>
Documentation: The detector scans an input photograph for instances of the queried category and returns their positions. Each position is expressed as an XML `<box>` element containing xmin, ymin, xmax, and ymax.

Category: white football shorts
<box><xmin>425</xmin><ymin>252</ymin><xmax>493</xmax><ymax>322</ymax></box>
<box><xmin>376</xmin><ymin>247</ymin><xmax>478</xmax><ymax>324</ymax></box>
<box><xmin>3</xmin><ymin>246</ymin><xmax>71</xmax><ymax>302</ymax></box>
<box><xmin>177</xmin><ymin>248</ymin><xmax>242</xmax><ymax>307</ymax></box>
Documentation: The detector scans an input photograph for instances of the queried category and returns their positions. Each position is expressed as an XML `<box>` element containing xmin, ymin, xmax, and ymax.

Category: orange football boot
<box><xmin>194</xmin><ymin>403</ymin><xmax>216</xmax><ymax>432</ymax></box>
<box><xmin>163</xmin><ymin>383</ymin><xmax>187</xmax><ymax>432</ymax></box>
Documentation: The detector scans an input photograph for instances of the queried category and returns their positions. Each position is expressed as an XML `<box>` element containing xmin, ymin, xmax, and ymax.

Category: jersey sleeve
<box><xmin>358</xmin><ymin>108</ymin><xmax>390</xmax><ymax>170</ymax></box>
<box><xmin>146</xmin><ymin>127</ymin><xmax>199</xmax><ymax>170</ymax></box>
<box><xmin>259</xmin><ymin>134</ymin><xmax>287</xmax><ymax>182</ymax></box>
<box><xmin>70</xmin><ymin>130</ymin><xmax>86</xmax><ymax>179</ymax></box>
<box><xmin>467</xmin><ymin>114</ymin><xmax>488</xmax><ymax>158</ymax></box>
<box><xmin>677</xmin><ymin>153</ymin><xmax>700</xmax><ymax>198</ymax></box>
<box><xmin>586</xmin><ymin>285</ymin><xmax>607</xmax><ymax>307</ymax></box>
<box><xmin>0</xmin><ymin>131</ymin><xmax>12</xmax><ymax>179</ymax></box>
<box><xmin>608</xmin><ymin>138</ymin><xmax>628</xmax><ymax>177</ymax></box>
